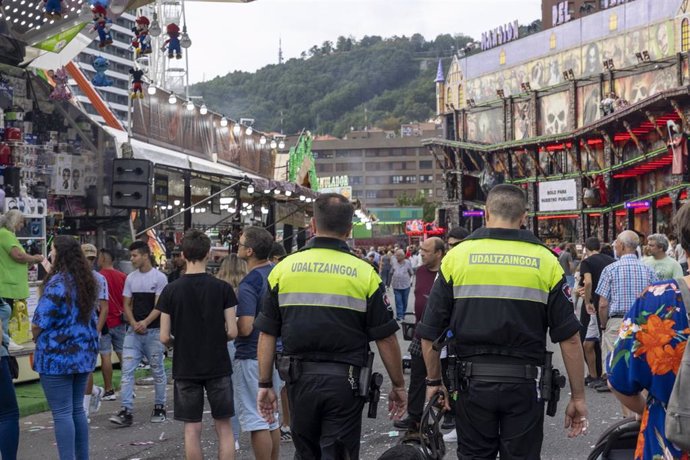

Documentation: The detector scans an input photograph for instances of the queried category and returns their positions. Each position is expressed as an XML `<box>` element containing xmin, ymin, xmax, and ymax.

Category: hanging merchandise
<box><xmin>90</xmin><ymin>4</ymin><xmax>113</xmax><ymax>48</ymax></box>
<box><xmin>91</xmin><ymin>56</ymin><xmax>113</xmax><ymax>87</ymax></box>
<box><xmin>49</xmin><ymin>67</ymin><xmax>71</xmax><ymax>101</ymax></box>
<box><xmin>129</xmin><ymin>68</ymin><xmax>145</xmax><ymax>99</ymax></box>
<box><xmin>162</xmin><ymin>23</ymin><xmax>182</xmax><ymax>59</ymax></box>
<box><xmin>131</xmin><ymin>16</ymin><xmax>152</xmax><ymax>57</ymax></box>
<box><xmin>43</xmin><ymin>0</ymin><xmax>63</xmax><ymax>18</ymax></box>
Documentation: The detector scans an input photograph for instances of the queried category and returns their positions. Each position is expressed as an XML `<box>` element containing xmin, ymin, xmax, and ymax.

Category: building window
<box><xmin>420</xmin><ymin>175</ymin><xmax>434</xmax><ymax>183</ymax></box>
<box><xmin>335</xmin><ymin>163</ymin><xmax>362</xmax><ymax>172</ymax></box>
<box><xmin>683</xmin><ymin>19</ymin><xmax>690</xmax><ymax>52</ymax></box>
<box><xmin>349</xmin><ymin>176</ymin><xmax>362</xmax><ymax>185</ymax></box>
<box><xmin>419</xmin><ymin>160</ymin><xmax>433</xmax><ymax>169</ymax></box>
<box><xmin>316</xmin><ymin>163</ymin><xmax>334</xmax><ymax>173</ymax></box>
<box><xmin>457</xmin><ymin>84</ymin><xmax>464</xmax><ymax>107</ymax></box>
<box><xmin>366</xmin><ymin>190</ymin><xmax>377</xmax><ymax>199</ymax></box>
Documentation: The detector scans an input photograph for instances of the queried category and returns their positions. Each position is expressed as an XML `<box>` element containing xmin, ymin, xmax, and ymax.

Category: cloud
<box><xmin>185</xmin><ymin>0</ymin><xmax>540</xmax><ymax>83</ymax></box>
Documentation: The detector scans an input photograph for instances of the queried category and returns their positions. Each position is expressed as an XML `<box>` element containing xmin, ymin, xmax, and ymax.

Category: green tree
<box><xmin>396</xmin><ymin>191</ymin><xmax>438</xmax><ymax>222</ymax></box>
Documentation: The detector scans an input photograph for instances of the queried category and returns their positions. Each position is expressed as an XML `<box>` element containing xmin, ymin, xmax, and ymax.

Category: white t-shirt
<box><xmin>676</xmin><ymin>244</ymin><xmax>688</xmax><ymax>264</ymax></box>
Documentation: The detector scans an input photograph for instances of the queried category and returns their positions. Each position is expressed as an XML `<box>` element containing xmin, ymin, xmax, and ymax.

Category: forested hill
<box><xmin>190</xmin><ymin>33</ymin><xmax>473</xmax><ymax>137</ymax></box>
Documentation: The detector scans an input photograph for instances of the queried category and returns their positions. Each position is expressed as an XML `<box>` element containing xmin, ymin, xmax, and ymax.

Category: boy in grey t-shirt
<box><xmin>110</xmin><ymin>241</ymin><xmax>168</xmax><ymax>427</ymax></box>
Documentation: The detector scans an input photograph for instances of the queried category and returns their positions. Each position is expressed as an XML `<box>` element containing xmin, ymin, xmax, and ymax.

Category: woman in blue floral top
<box><xmin>608</xmin><ymin>204</ymin><xmax>690</xmax><ymax>460</ymax></box>
<box><xmin>31</xmin><ymin>236</ymin><xmax>98</xmax><ymax>460</ymax></box>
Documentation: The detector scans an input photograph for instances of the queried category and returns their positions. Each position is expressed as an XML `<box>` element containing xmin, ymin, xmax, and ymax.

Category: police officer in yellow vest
<box><xmin>418</xmin><ymin>184</ymin><xmax>589</xmax><ymax>459</ymax></box>
<box><xmin>255</xmin><ymin>193</ymin><xmax>407</xmax><ymax>459</ymax></box>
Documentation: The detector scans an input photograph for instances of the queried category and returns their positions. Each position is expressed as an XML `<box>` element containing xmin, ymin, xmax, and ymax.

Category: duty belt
<box><xmin>301</xmin><ymin>361</ymin><xmax>359</xmax><ymax>376</ymax></box>
<box><xmin>458</xmin><ymin>361</ymin><xmax>541</xmax><ymax>383</ymax></box>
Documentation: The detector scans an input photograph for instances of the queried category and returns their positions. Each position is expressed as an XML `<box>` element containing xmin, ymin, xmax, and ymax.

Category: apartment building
<box><xmin>312</xmin><ymin>124</ymin><xmax>444</xmax><ymax>207</ymax></box>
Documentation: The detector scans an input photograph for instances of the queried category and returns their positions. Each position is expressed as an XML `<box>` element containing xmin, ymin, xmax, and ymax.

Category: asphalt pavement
<box><xmin>17</xmin><ymin>287</ymin><xmax>625</xmax><ymax>459</ymax></box>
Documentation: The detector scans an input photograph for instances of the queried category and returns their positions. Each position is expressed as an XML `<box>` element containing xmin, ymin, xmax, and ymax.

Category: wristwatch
<box><xmin>425</xmin><ymin>378</ymin><xmax>443</xmax><ymax>386</ymax></box>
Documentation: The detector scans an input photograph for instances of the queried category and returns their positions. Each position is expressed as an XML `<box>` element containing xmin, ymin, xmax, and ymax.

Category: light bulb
<box><xmin>173</xmin><ymin>199</ymin><xmax>180</xmax><ymax>206</ymax></box>
<box><xmin>186</xmin><ymin>100</ymin><xmax>194</xmax><ymax>111</ymax></box>
<box><xmin>147</xmin><ymin>85</ymin><xmax>156</xmax><ymax>95</ymax></box>
<box><xmin>270</xmin><ymin>139</ymin><xmax>277</xmax><ymax>149</ymax></box>
<box><xmin>306</xmin><ymin>198</ymin><xmax>313</xmax><ymax>203</ymax></box>
<box><xmin>263</xmin><ymin>189</ymin><xmax>271</xmax><ymax>194</ymax></box>
<box><xmin>200</xmin><ymin>104</ymin><xmax>208</xmax><ymax>115</ymax></box>
<box><xmin>285</xmin><ymin>190</ymin><xmax>292</xmax><ymax>197</ymax></box>
<box><xmin>299</xmin><ymin>195</ymin><xmax>306</xmax><ymax>201</ymax></box>
<box><xmin>180</xmin><ymin>30</ymin><xmax>192</xmax><ymax>49</ymax></box>
<box><xmin>167</xmin><ymin>205</ymin><xmax>173</xmax><ymax>210</ymax></box>
<box><xmin>149</xmin><ymin>15</ymin><xmax>161</xmax><ymax>36</ymax></box>
<box><xmin>246</xmin><ymin>126</ymin><xmax>253</xmax><ymax>136</ymax></box>
<box><xmin>168</xmin><ymin>93</ymin><xmax>177</xmax><ymax>105</ymax></box>
<box><xmin>228</xmin><ymin>207</ymin><xmax>236</xmax><ymax>213</ymax></box>
<box><xmin>260</xmin><ymin>135</ymin><xmax>267</xmax><ymax>145</ymax></box>
<box><xmin>261</xmin><ymin>206</ymin><xmax>269</xmax><ymax>214</ymax></box>
<box><xmin>232</xmin><ymin>124</ymin><xmax>241</xmax><ymax>136</ymax></box>
<box><xmin>220</xmin><ymin>116</ymin><xmax>228</xmax><ymax>127</ymax></box>
<box><xmin>273</xmin><ymin>189</ymin><xmax>280</xmax><ymax>195</ymax></box>
<box><xmin>278</xmin><ymin>140</ymin><xmax>285</xmax><ymax>149</ymax></box>
<box><xmin>247</xmin><ymin>184</ymin><xmax>255</xmax><ymax>194</ymax></box>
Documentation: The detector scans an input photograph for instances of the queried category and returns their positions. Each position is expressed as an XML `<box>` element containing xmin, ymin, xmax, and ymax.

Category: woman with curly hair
<box><xmin>31</xmin><ymin>235</ymin><xmax>98</xmax><ymax>460</ymax></box>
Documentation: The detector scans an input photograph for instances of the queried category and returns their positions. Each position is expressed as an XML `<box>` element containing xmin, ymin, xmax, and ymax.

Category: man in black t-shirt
<box><xmin>578</xmin><ymin>237</ymin><xmax>615</xmax><ymax>388</ymax></box>
<box><xmin>157</xmin><ymin>229</ymin><xmax>239</xmax><ymax>460</ymax></box>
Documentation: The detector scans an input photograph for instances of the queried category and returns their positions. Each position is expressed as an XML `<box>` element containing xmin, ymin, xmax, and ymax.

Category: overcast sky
<box><xmin>184</xmin><ymin>0</ymin><xmax>541</xmax><ymax>83</ymax></box>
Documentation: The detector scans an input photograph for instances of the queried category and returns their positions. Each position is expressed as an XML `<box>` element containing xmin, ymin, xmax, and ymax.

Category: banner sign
<box><xmin>538</xmin><ymin>179</ymin><xmax>578</xmax><ymax>212</ymax></box>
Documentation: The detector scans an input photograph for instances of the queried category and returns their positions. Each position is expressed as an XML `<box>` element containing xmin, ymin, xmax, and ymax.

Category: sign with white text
<box><xmin>538</xmin><ymin>179</ymin><xmax>578</xmax><ymax>212</ymax></box>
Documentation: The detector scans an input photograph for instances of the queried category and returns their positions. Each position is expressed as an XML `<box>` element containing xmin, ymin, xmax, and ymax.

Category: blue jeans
<box><xmin>40</xmin><ymin>373</ymin><xmax>89</xmax><ymax>460</ymax></box>
<box><xmin>0</xmin><ymin>356</ymin><xmax>19</xmax><ymax>460</ymax></box>
<box><xmin>121</xmin><ymin>328</ymin><xmax>166</xmax><ymax>411</ymax></box>
<box><xmin>394</xmin><ymin>287</ymin><xmax>410</xmax><ymax>320</ymax></box>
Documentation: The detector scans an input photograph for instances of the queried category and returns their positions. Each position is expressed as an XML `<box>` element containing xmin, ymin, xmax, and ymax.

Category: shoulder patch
<box><xmin>561</xmin><ymin>283</ymin><xmax>573</xmax><ymax>303</ymax></box>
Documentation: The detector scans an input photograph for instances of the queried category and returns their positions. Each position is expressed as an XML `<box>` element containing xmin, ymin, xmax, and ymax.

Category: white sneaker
<box><xmin>90</xmin><ymin>386</ymin><xmax>104</xmax><ymax>413</ymax></box>
<box><xmin>443</xmin><ymin>430</ymin><xmax>458</xmax><ymax>442</ymax></box>
<box><xmin>8</xmin><ymin>338</ymin><xmax>23</xmax><ymax>352</ymax></box>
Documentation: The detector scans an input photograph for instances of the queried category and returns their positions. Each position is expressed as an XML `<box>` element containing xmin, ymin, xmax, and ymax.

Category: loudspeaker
<box><xmin>85</xmin><ymin>185</ymin><xmax>98</xmax><ymax>210</ymax></box>
<box><xmin>113</xmin><ymin>159</ymin><xmax>152</xmax><ymax>185</ymax></box>
<box><xmin>1</xmin><ymin>166</ymin><xmax>20</xmax><ymax>197</ymax></box>
<box><xmin>111</xmin><ymin>183</ymin><xmax>151</xmax><ymax>209</ymax></box>
<box><xmin>111</xmin><ymin>159</ymin><xmax>153</xmax><ymax>209</ymax></box>
<box><xmin>438</xmin><ymin>208</ymin><xmax>447</xmax><ymax>226</ymax></box>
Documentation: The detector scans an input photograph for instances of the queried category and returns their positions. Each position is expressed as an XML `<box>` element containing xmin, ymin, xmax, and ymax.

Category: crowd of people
<box><xmin>1</xmin><ymin>188</ymin><xmax>689</xmax><ymax>459</ymax></box>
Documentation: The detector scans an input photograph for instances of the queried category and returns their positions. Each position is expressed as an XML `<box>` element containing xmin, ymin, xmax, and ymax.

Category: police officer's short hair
<box><xmin>447</xmin><ymin>227</ymin><xmax>469</xmax><ymax>241</ymax></box>
<box><xmin>314</xmin><ymin>193</ymin><xmax>354</xmax><ymax>236</ymax></box>
<box><xmin>485</xmin><ymin>184</ymin><xmax>527</xmax><ymax>222</ymax></box>
<box><xmin>674</xmin><ymin>202</ymin><xmax>690</xmax><ymax>254</ymax></box>
<box><xmin>181</xmin><ymin>229</ymin><xmax>211</xmax><ymax>262</ymax></box>
<box><xmin>243</xmin><ymin>226</ymin><xmax>274</xmax><ymax>260</ymax></box>
<box><xmin>647</xmin><ymin>233</ymin><xmax>669</xmax><ymax>252</ymax></box>
<box><xmin>584</xmin><ymin>237</ymin><xmax>600</xmax><ymax>252</ymax></box>
<box><xmin>269</xmin><ymin>241</ymin><xmax>287</xmax><ymax>260</ymax></box>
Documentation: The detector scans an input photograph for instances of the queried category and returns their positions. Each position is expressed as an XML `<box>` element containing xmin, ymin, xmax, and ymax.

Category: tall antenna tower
<box><xmin>278</xmin><ymin>37</ymin><xmax>283</xmax><ymax>65</ymax></box>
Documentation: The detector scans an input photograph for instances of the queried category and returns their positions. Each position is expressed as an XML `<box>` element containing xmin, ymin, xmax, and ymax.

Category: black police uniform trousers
<box><xmin>455</xmin><ymin>380</ymin><xmax>544</xmax><ymax>460</ymax></box>
<box><xmin>287</xmin><ymin>373</ymin><xmax>365</xmax><ymax>460</ymax></box>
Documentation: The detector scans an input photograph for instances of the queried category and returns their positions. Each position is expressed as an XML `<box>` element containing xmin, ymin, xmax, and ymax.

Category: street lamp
<box><xmin>232</xmin><ymin>124</ymin><xmax>241</xmax><ymax>136</ymax></box>
<box><xmin>270</xmin><ymin>139</ymin><xmax>277</xmax><ymax>149</ymax></box>
<box><xmin>200</xmin><ymin>104</ymin><xmax>208</xmax><ymax>115</ymax></box>
<box><xmin>220</xmin><ymin>116</ymin><xmax>228</xmax><ymax>127</ymax></box>
<box><xmin>247</xmin><ymin>184</ymin><xmax>255</xmax><ymax>194</ymax></box>
<box><xmin>186</xmin><ymin>100</ymin><xmax>194</xmax><ymax>111</ymax></box>
<box><xmin>168</xmin><ymin>93</ymin><xmax>177</xmax><ymax>105</ymax></box>
<box><xmin>260</xmin><ymin>135</ymin><xmax>267</xmax><ymax>145</ymax></box>
<box><xmin>147</xmin><ymin>84</ymin><xmax>156</xmax><ymax>95</ymax></box>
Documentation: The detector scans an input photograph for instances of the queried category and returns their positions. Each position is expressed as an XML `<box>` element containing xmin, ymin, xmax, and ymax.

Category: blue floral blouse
<box><xmin>607</xmin><ymin>280</ymin><xmax>689</xmax><ymax>460</ymax></box>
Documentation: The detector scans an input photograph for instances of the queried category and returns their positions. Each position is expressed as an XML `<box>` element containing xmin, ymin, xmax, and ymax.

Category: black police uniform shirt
<box><xmin>156</xmin><ymin>273</ymin><xmax>238</xmax><ymax>380</ymax></box>
<box><xmin>417</xmin><ymin>228</ymin><xmax>581</xmax><ymax>365</ymax></box>
<box><xmin>254</xmin><ymin>237</ymin><xmax>399</xmax><ymax>368</ymax></box>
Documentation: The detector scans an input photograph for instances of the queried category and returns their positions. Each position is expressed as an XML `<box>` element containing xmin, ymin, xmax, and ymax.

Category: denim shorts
<box><xmin>232</xmin><ymin>359</ymin><xmax>280</xmax><ymax>432</ymax></box>
<box><xmin>174</xmin><ymin>375</ymin><xmax>234</xmax><ymax>422</ymax></box>
<box><xmin>99</xmin><ymin>324</ymin><xmax>126</xmax><ymax>355</ymax></box>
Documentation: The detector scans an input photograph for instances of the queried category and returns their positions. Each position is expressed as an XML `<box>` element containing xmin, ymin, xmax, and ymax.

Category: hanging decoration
<box><xmin>129</xmin><ymin>68</ymin><xmax>145</xmax><ymax>99</ymax></box>
<box><xmin>49</xmin><ymin>67</ymin><xmax>72</xmax><ymax>101</ymax></box>
<box><xmin>90</xmin><ymin>5</ymin><xmax>113</xmax><ymax>48</ymax></box>
<box><xmin>161</xmin><ymin>23</ymin><xmax>182</xmax><ymax>59</ymax></box>
<box><xmin>91</xmin><ymin>56</ymin><xmax>113</xmax><ymax>87</ymax></box>
<box><xmin>131</xmin><ymin>16</ymin><xmax>152</xmax><ymax>57</ymax></box>
<box><xmin>43</xmin><ymin>0</ymin><xmax>64</xmax><ymax>18</ymax></box>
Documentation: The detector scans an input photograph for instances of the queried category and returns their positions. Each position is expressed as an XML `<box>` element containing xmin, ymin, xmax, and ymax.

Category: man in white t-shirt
<box><xmin>110</xmin><ymin>241</ymin><xmax>168</xmax><ymax>427</ymax></box>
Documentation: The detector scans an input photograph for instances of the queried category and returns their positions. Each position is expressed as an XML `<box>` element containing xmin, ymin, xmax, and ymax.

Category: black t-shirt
<box><xmin>156</xmin><ymin>273</ymin><xmax>237</xmax><ymax>380</ymax></box>
<box><xmin>579</xmin><ymin>253</ymin><xmax>615</xmax><ymax>307</ymax></box>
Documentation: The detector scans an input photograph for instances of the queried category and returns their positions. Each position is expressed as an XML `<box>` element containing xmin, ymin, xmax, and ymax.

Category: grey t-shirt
<box><xmin>559</xmin><ymin>251</ymin><xmax>573</xmax><ymax>276</ymax></box>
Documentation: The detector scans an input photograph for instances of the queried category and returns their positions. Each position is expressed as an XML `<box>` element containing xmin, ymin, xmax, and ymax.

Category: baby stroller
<box><xmin>378</xmin><ymin>391</ymin><xmax>446</xmax><ymax>460</ymax></box>
<box><xmin>587</xmin><ymin>417</ymin><xmax>640</xmax><ymax>460</ymax></box>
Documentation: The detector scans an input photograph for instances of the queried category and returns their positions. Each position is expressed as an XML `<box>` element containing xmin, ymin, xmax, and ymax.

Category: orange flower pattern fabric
<box><xmin>607</xmin><ymin>281</ymin><xmax>689</xmax><ymax>460</ymax></box>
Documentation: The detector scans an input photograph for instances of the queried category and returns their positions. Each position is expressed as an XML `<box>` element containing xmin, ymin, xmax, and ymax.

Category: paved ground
<box><xmin>17</xmin><ymin>288</ymin><xmax>624</xmax><ymax>459</ymax></box>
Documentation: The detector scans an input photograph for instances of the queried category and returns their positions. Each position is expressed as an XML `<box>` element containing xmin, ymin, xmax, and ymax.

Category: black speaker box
<box><xmin>1</xmin><ymin>166</ymin><xmax>20</xmax><ymax>197</ymax></box>
<box><xmin>111</xmin><ymin>183</ymin><xmax>152</xmax><ymax>209</ymax></box>
<box><xmin>113</xmin><ymin>159</ymin><xmax>152</xmax><ymax>185</ymax></box>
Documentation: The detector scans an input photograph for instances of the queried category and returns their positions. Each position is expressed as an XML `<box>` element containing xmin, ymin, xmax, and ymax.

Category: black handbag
<box><xmin>8</xmin><ymin>355</ymin><xmax>19</xmax><ymax>379</ymax></box>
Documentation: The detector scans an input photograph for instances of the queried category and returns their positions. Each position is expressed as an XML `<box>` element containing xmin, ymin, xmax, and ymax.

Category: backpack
<box><xmin>665</xmin><ymin>278</ymin><xmax>690</xmax><ymax>451</ymax></box>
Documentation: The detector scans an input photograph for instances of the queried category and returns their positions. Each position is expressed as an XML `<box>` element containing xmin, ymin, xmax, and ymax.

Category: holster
<box><xmin>276</xmin><ymin>355</ymin><xmax>302</xmax><ymax>384</ymax></box>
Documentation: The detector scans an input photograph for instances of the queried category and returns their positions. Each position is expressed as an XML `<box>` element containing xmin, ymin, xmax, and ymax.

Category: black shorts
<box><xmin>173</xmin><ymin>375</ymin><xmax>234</xmax><ymax>422</ymax></box>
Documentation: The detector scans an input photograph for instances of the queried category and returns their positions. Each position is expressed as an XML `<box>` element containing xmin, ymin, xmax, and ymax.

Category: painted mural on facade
<box><xmin>466</xmin><ymin>107</ymin><xmax>504</xmax><ymax>144</ymax></box>
<box><xmin>460</xmin><ymin>20</ymin><xmax>675</xmax><ymax>108</ymax></box>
